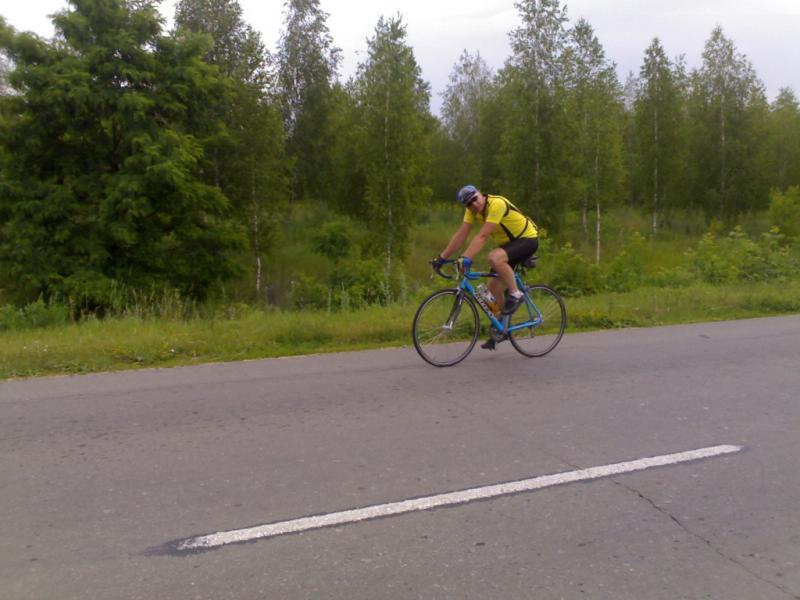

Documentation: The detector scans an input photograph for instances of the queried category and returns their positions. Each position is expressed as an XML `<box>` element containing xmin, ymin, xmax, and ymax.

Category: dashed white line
<box><xmin>174</xmin><ymin>444</ymin><xmax>742</xmax><ymax>552</ymax></box>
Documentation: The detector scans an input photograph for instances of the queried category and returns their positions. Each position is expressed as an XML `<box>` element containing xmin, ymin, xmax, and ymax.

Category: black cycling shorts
<box><xmin>501</xmin><ymin>237</ymin><xmax>539</xmax><ymax>267</ymax></box>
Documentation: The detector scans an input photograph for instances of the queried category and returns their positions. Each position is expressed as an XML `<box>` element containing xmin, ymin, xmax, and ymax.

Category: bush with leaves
<box><xmin>543</xmin><ymin>243</ymin><xmax>601</xmax><ymax>297</ymax></box>
<box><xmin>604</xmin><ymin>232</ymin><xmax>647</xmax><ymax>292</ymax></box>
<box><xmin>686</xmin><ymin>227</ymin><xmax>796</xmax><ymax>284</ymax></box>
<box><xmin>311</xmin><ymin>221</ymin><xmax>355</xmax><ymax>265</ymax></box>
<box><xmin>0</xmin><ymin>297</ymin><xmax>70</xmax><ymax>331</ymax></box>
<box><xmin>287</xmin><ymin>274</ymin><xmax>330</xmax><ymax>310</ymax></box>
<box><xmin>330</xmin><ymin>258</ymin><xmax>398</xmax><ymax>309</ymax></box>
<box><xmin>768</xmin><ymin>187</ymin><xmax>800</xmax><ymax>240</ymax></box>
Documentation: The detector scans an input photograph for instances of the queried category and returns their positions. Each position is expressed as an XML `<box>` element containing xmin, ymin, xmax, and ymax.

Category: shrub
<box><xmin>543</xmin><ymin>243</ymin><xmax>601</xmax><ymax>297</ymax></box>
<box><xmin>287</xmin><ymin>274</ymin><xmax>330</xmax><ymax>310</ymax></box>
<box><xmin>768</xmin><ymin>186</ymin><xmax>800</xmax><ymax>240</ymax></box>
<box><xmin>604</xmin><ymin>232</ymin><xmax>646</xmax><ymax>292</ymax></box>
<box><xmin>686</xmin><ymin>227</ymin><xmax>796</xmax><ymax>284</ymax></box>
<box><xmin>0</xmin><ymin>305</ymin><xmax>23</xmax><ymax>331</ymax></box>
<box><xmin>330</xmin><ymin>258</ymin><xmax>397</xmax><ymax>309</ymax></box>
<box><xmin>311</xmin><ymin>221</ymin><xmax>355</xmax><ymax>264</ymax></box>
<box><xmin>287</xmin><ymin>258</ymin><xmax>404</xmax><ymax>311</ymax></box>
<box><xmin>0</xmin><ymin>298</ymin><xmax>71</xmax><ymax>331</ymax></box>
<box><xmin>649</xmin><ymin>265</ymin><xmax>697</xmax><ymax>288</ymax></box>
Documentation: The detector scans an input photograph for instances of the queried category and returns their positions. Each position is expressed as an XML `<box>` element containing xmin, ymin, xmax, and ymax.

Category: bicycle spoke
<box><xmin>412</xmin><ymin>290</ymin><xmax>479</xmax><ymax>367</ymax></box>
<box><xmin>508</xmin><ymin>285</ymin><xmax>566</xmax><ymax>357</ymax></box>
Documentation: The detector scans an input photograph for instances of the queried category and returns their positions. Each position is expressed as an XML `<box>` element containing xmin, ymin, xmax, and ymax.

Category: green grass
<box><xmin>2</xmin><ymin>280</ymin><xmax>799</xmax><ymax>380</ymax></box>
<box><xmin>3</xmin><ymin>203</ymin><xmax>798</xmax><ymax>379</ymax></box>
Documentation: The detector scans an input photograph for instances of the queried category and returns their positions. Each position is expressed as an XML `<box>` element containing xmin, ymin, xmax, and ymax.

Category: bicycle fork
<box><xmin>443</xmin><ymin>292</ymin><xmax>466</xmax><ymax>330</ymax></box>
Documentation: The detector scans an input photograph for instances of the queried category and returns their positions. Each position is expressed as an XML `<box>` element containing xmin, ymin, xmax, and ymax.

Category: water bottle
<box><xmin>476</xmin><ymin>284</ymin><xmax>500</xmax><ymax>315</ymax></box>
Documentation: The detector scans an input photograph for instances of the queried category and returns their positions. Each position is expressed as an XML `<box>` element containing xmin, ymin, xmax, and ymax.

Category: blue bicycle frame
<box><xmin>457</xmin><ymin>268</ymin><xmax>544</xmax><ymax>334</ymax></box>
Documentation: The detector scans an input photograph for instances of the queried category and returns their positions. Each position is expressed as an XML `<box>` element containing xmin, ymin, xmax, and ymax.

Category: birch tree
<box><xmin>498</xmin><ymin>0</ymin><xmax>569</xmax><ymax>228</ymax></box>
<box><xmin>564</xmin><ymin>18</ymin><xmax>625</xmax><ymax>263</ymax></box>
<box><xmin>767</xmin><ymin>88</ymin><xmax>800</xmax><ymax>191</ymax></box>
<box><xmin>688</xmin><ymin>26</ymin><xmax>769</xmax><ymax>220</ymax></box>
<box><xmin>354</xmin><ymin>15</ymin><xmax>432</xmax><ymax>291</ymax></box>
<box><xmin>277</xmin><ymin>0</ymin><xmax>340</xmax><ymax>202</ymax></box>
<box><xmin>633</xmin><ymin>38</ymin><xmax>687</xmax><ymax>234</ymax></box>
<box><xmin>175</xmin><ymin>0</ymin><xmax>286</xmax><ymax>297</ymax></box>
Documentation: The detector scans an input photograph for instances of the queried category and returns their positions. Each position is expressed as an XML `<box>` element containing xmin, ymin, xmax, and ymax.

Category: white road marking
<box><xmin>176</xmin><ymin>444</ymin><xmax>742</xmax><ymax>552</ymax></box>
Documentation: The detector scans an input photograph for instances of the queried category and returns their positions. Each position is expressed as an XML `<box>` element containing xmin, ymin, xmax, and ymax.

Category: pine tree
<box><xmin>0</xmin><ymin>2</ymin><xmax>244</xmax><ymax>305</ymax></box>
<box><xmin>353</xmin><ymin>15</ymin><xmax>432</xmax><ymax>288</ymax></box>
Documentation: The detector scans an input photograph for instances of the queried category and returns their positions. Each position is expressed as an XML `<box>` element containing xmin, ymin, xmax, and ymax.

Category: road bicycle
<box><xmin>412</xmin><ymin>256</ymin><xmax>566</xmax><ymax>367</ymax></box>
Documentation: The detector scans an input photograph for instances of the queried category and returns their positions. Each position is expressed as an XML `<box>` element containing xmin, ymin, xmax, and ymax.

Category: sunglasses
<box><xmin>465</xmin><ymin>195</ymin><xmax>479</xmax><ymax>207</ymax></box>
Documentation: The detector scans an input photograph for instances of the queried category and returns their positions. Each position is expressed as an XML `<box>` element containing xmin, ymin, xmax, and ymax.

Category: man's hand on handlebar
<box><xmin>457</xmin><ymin>255</ymin><xmax>472</xmax><ymax>273</ymax></box>
<box><xmin>431</xmin><ymin>256</ymin><xmax>445</xmax><ymax>270</ymax></box>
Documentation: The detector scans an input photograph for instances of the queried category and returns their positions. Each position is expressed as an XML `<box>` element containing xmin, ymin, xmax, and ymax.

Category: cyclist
<box><xmin>432</xmin><ymin>185</ymin><xmax>539</xmax><ymax>349</ymax></box>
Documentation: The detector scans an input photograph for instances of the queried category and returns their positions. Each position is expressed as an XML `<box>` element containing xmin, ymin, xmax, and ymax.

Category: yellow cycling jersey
<box><xmin>463</xmin><ymin>194</ymin><xmax>538</xmax><ymax>245</ymax></box>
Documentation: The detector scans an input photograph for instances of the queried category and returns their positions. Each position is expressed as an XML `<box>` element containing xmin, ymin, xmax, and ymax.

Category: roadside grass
<box><xmin>2</xmin><ymin>280</ymin><xmax>799</xmax><ymax>380</ymax></box>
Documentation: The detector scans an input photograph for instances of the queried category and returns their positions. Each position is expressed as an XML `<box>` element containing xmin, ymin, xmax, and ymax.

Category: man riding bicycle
<box><xmin>432</xmin><ymin>185</ymin><xmax>539</xmax><ymax>349</ymax></box>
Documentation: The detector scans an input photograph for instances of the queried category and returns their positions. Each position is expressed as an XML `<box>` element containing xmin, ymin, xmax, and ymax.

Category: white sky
<box><xmin>3</xmin><ymin>0</ymin><xmax>799</xmax><ymax>114</ymax></box>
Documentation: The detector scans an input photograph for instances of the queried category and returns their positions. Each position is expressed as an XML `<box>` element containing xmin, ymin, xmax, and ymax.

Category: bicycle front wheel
<box><xmin>508</xmin><ymin>285</ymin><xmax>566</xmax><ymax>357</ymax></box>
<box><xmin>412</xmin><ymin>289</ymin><xmax>479</xmax><ymax>367</ymax></box>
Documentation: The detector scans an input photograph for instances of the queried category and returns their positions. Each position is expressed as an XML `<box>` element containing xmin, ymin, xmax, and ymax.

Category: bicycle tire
<box><xmin>508</xmin><ymin>284</ymin><xmax>566</xmax><ymax>357</ymax></box>
<box><xmin>412</xmin><ymin>289</ymin><xmax>479</xmax><ymax>367</ymax></box>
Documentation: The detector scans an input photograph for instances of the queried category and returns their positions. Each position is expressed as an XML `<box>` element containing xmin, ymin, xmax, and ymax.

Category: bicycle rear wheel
<box><xmin>508</xmin><ymin>285</ymin><xmax>566</xmax><ymax>357</ymax></box>
<box><xmin>412</xmin><ymin>289</ymin><xmax>479</xmax><ymax>367</ymax></box>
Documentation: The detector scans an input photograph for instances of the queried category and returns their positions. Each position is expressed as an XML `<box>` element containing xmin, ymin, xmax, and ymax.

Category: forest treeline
<box><xmin>1</xmin><ymin>0</ymin><xmax>799</xmax><ymax>310</ymax></box>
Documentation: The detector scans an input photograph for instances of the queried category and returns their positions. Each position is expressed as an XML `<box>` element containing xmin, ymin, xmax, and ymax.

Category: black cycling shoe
<box><xmin>480</xmin><ymin>337</ymin><xmax>497</xmax><ymax>350</ymax></box>
<box><xmin>502</xmin><ymin>293</ymin><xmax>524</xmax><ymax>315</ymax></box>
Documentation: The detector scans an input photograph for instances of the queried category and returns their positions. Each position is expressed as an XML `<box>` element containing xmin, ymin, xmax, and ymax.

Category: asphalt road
<box><xmin>1</xmin><ymin>316</ymin><xmax>799</xmax><ymax>600</ymax></box>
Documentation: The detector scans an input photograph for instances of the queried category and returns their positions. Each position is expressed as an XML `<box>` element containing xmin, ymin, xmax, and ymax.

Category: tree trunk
<box><xmin>582</xmin><ymin>105</ymin><xmax>589</xmax><ymax>240</ymax></box>
<box><xmin>594</xmin><ymin>140</ymin><xmax>601</xmax><ymax>265</ymax></box>
<box><xmin>719</xmin><ymin>94</ymin><xmax>726</xmax><ymax>219</ymax></box>
<box><xmin>595</xmin><ymin>200</ymin><xmax>601</xmax><ymax>265</ymax></box>
<box><xmin>251</xmin><ymin>162</ymin><xmax>262</xmax><ymax>295</ymax></box>
<box><xmin>652</xmin><ymin>104</ymin><xmax>659</xmax><ymax>235</ymax></box>
<box><xmin>533</xmin><ymin>85</ymin><xmax>541</xmax><ymax>212</ymax></box>
<box><xmin>384</xmin><ymin>86</ymin><xmax>393</xmax><ymax>287</ymax></box>
<box><xmin>581</xmin><ymin>194</ymin><xmax>588</xmax><ymax>239</ymax></box>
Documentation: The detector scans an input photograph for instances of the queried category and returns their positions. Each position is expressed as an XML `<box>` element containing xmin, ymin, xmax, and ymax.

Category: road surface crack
<box><xmin>619</xmin><ymin>482</ymin><xmax>799</xmax><ymax>599</ymax></box>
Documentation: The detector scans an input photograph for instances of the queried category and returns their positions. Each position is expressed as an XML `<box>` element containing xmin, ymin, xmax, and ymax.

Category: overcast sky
<box><xmin>3</xmin><ymin>0</ymin><xmax>799</xmax><ymax>114</ymax></box>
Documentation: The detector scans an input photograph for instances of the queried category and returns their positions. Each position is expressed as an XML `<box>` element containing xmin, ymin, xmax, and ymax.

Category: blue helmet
<box><xmin>457</xmin><ymin>184</ymin><xmax>479</xmax><ymax>206</ymax></box>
